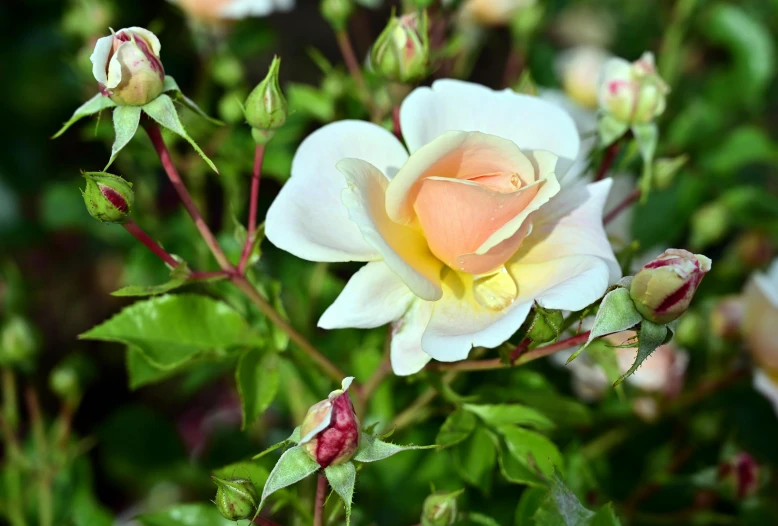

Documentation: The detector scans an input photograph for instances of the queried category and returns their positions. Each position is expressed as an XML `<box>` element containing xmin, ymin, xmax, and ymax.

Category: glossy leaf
<box><xmin>112</xmin><ymin>263</ymin><xmax>191</xmax><ymax>297</ymax></box>
<box><xmin>236</xmin><ymin>349</ymin><xmax>280</xmax><ymax>429</ymax></box>
<box><xmin>499</xmin><ymin>426</ymin><xmax>563</xmax><ymax>478</ymax></box>
<box><xmin>464</xmin><ymin>404</ymin><xmax>555</xmax><ymax>431</ymax></box>
<box><xmin>436</xmin><ymin>408</ymin><xmax>477</xmax><ymax>447</ymax></box>
<box><xmin>137</xmin><ymin>504</ymin><xmax>251</xmax><ymax>526</ymax></box>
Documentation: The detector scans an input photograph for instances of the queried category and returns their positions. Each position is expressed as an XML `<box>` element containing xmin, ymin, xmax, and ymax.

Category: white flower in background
<box><xmin>557</xmin><ymin>46</ymin><xmax>610</xmax><ymax>110</ymax></box>
<box><xmin>743</xmin><ymin>260</ymin><xmax>778</xmax><ymax>415</ymax></box>
<box><xmin>170</xmin><ymin>0</ymin><xmax>294</xmax><ymax>22</ymax></box>
<box><xmin>266</xmin><ymin>80</ymin><xmax>620</xmax><ymax>375</ymax></box>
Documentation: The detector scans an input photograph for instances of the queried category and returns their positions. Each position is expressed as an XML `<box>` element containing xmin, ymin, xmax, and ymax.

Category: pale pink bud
<box><xmin>299</xmin><ymin>377</ymin><xmax>359</xmax><ymax>467</ymax></box>
<box><xmin>630</xmin><ymin>249</ymin><xmax>711</xmax><ymax>325</ymax></box>
<box><xmin>597</xmin><ymin>52</ymin><xmax>669</xmax><ymax>124</ymax></box>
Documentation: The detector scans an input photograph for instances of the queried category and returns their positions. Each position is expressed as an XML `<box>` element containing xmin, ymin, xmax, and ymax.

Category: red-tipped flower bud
<box><xmin>82</xmin><ymin>172</ymin><xmax>134</xmax><ymax>224</ymax></box>
<box><xmin>299</xmin><ymin>377</ymin><xmax>359</xmax><ymax>468</ymax></box>
<box><xmin>90</xmin><ymin>27</ymin><xmax>165</xmax><ymax>106</ymax></box>
<box><xmin>212</xmin><ymin>477</ymin><xmax>259</xmax><ymax>521</ymax></box>
<box><xmin>370</xmin><ymin>11</ymin><xmax>430</xmax><ymax>84</ymax></box>
<box><xmin>718</xmin><ymin>452</ymin><xmax>760</xmax><ymax>501</ymax></box>
<box><xmin>630</xmin><ymin>249</ymin><xmax>711</xmax><ymax>325</ymax></box>
<box><xmin>598</xmin><ymin>52</ymin><xmax>669</xmax><ymax>125</ymax></box>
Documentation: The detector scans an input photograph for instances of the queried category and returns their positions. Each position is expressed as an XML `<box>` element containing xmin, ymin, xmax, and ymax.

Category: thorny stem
<box><xmin>595</xmin><ymin>141</ymin><xmax>621</xmax><ymax>182</ymax></box>
<box><xmin>313</xmin><ymin>474</ymin><xmax>328</xmax><ymax>526</ymax></box>
<box><xmin>604</xmin><ymin>188</ymin><xmax>641</xmax><ymax>225</ymax></box>
<box><xmin>232</xmin><ymin>275</ymin><xmax>347</xmax><ymax>384</ymax></box>
<box><xmin>145</xmin><ymin>122</ymin><xmax>233</xmax><ymax>271</ymax></box>
<box><xmin>123</xmin><ymin>220</ymin><xmax>180</xmax><ymax>269</ymax></box>
<box><xmin>26</xmin><ymin>388</ymin><xmax>53</xmax><ymax>526</ymax></box>
<box><xmin>239</xmin><ymin>144</ymin><xmax>266</xmax><ymax>274</ymax></box>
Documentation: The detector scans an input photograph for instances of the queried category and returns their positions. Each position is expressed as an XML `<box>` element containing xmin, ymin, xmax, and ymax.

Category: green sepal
<box><xmin>324</xmin><ymin>462</ymin><xmax>356</xmax><ymax>526</ymax></box>
<box><xmin>257</xmin><ymin>446</ymin><xmax>319</xmax><ymax>513</ymax></box>
<box><xmin>252</xmin><ymin>426</ymin><xmax>301</xmax><ymax>460</ymax></box>
<box><xmin>52</xmin><ymin>93</ymin><xmax>116</xmax><ymax>139</ymax></box>
<box><xmin>526</xmin><ymin>304</ymin><xmax>564</xmax><ymax>344</ymax></box>
<box><xmin>106</xmin><ymin>105</ymin><xmax>142</xmax><ymax>170</ymax></box>
<box><xmin>163</xmin><ymin>75</ymin><xmax>224</xmax><ymax>125</ymax></box>
<box><xmin>567</xmin><ymin>287</ymin><xmax>642</xmax><ymax>364</ymax></box>
<box><xmin>111</xmin><ymin>261</ymin><xmax>191</xmax><ymax>297</ymax></box>
<box><xmin>613</xmin><ymin>320</ymin><xmax>668</xmax><ymax>386</ymax></box>
<box><xmin>598</xmin><ymin>114</ymin><xmax>629</xmax><ymax>148</ymax></box>
<box><xmin>353</xmin><ymin>432</ymin><xmax>437</xmax><ymax>463</ymax></box>
<box><xmin>632</xmin><ymin>123</ymin><xmax>658</xmax><ymax>204</ymax></box>
<box><xmin>141</xmin><ymin>94</ymin><xmax>220</xmax><ymax>174</ymax></box>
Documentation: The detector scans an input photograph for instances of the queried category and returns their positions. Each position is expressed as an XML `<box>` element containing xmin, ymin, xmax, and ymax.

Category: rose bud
<box><xmin>370</xmin><ymin>11</ymin><xmax>430</xmax><ymax>85</ymax></box>
<box><xmin>245</xmin><ymin>56</ymin><xmax>288</xmax><ymax>145</ymax></box>
<box><xmin>629</xmin><ymin>249</ymin><xmax>711</xmax><ymax>325</ymax></box>
<box><xmin>421</xmin><ymin>489</ymin><xmax>463</xmax><ymax>526</ymax></box>
<box><xmin>710</xmin><ymin>296</ymin><xmax>744</xmax><ymax>341</ymax></box>
<box><xmin>212</xmin><ymin>477</ymin><xmax>259</xmax><ymax>520</ymax></box>
<box><xmin>299</xmin><ymin>377</ymin><xmax>359</xmax><ymax>468</ymax></box>
<box><xmin>461</xmin><ymin>0</ymin><xmax>537</xmax><ymax>27</ymax></box>
<box><xmin>320</xmin><ymin>0</ymin><xmax>354</xmax><ymax>32</ymax></box>
<box><xmin>597</xmin><ymin>51</ymin><xmax>669</xmax><ymax>125</ymax></box>
<box><xmin>0</xmin><ymin>315</ymin><xmax>39</xmax><ymax>368</ymax></box>
<box><xmin>90</xmin><ymin>27</ymin><xmax>165</xmax><ymax>106</ymax></box>
<box><xmin>718</xmin><ymin>452</ymin><xmax>760</xmax><ymax>501</ymax></box>
<box><xmin>82</xmin><ymin>172</ymin><xmax>134</xmax><ymax>224</ymax></box>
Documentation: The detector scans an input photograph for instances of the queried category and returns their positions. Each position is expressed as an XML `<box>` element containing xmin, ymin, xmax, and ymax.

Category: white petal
<box><xmin>513</xmin><ymin>256</ymin><xmax>614</xmax><ymax>311</ymax></box>
<box><xmin>125</xmin><ymin>27</ymin><xmax>161</xmax><ymax>56</ymax></box>
<box><xmin>105</xmin><ymin>42</ymin><xmax>127</xmax><ymax>89</ymax></box>
<box><xmin>390</xmin><ymin>300</ymin><xmax>434</xmax><ymax>375</ymax></box>
<box><xmin>318</xmin><ymin>262</ymin><xmax>414</xmax><ymax>330</ymax></box>
<box><xmin>90</xmin><ymin>34</ymin><xmax>113</xmax><ymax>85</ymax></box>
<box><xmin>266</xmin><ymin>121</ymin><xmax>408</xmax><ymax>262</ymax></box>
<box><xmin>337</xmin><ymin>158</ymin><xmax>443</xmax><ymax>301</ymax></box>
<box><xmin>220</xmin><ymin>0</ymin><xmax>273</xmax><ymax>18</ymax></box>
<box><xmin>400</xmin><ymin>80</ymin><xmax>580</xmax><ymax>177</ymax></box>
<box><xmin>513</xmin><ymin>179</ymin><xmax>621</xmax><ymax>283</ymax></box>
<box><xmin>754</xmin><ymin>369</ymin><xmax>778</xmax><ymax>417</ymax></box>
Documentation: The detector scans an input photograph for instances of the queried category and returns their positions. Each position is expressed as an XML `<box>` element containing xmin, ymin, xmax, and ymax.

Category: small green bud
<box><xmin>421</xmin><ymin>489</ymin><xmax>463</xmax><ymax>526</ymax></box>
<box><xmin>0</xmin><ymin>316</ymin><xmax>39</xmax><ymax>367</ymax></box>
<box><xmin>690</xmin><ymin>201</ymin><xmax>730</xmax><ymax>250</ymax></box>
<box><xmin>82</xmin><ymin>172</ymin><xmax>134</xmax><ymax>224</ymax></box>
<box><xmin>320</xmin><ymin>0</ymin><xmax>354</xmax><ymax>32</ymax></box>
<box><xmin>212</xmin><ymin>477</ymin><xmax>259</xmax><ymax>521</ymax></box>
<box><xmin>212</xmin><ymin>53</ymin><xmax>244</xmax><ymax>88</ymax></box>
<box><xmin>370</xmin><ymin>11</ymin><xmax>430</xmax><ymax>85</ymax></box>
<box><xmin>244</xmin><ymin>57</ymin><xmax>288</xmax><ymax>144</ymax></box>
<box><xmin>653</xmin><ymin>154</ymin><xmax>688</xmax><ymax>190</ymax></box>
<box><xmin>49</xmin><ymin>365</ymin><xmax>80</xmax><ymax>402</ymax></box>
<box><xmin>525</xmin><ymin>306</ymin><xmax>563</xmax><ymax>344</ymax></box>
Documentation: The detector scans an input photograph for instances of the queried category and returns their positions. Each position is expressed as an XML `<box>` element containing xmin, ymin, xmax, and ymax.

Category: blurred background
<box><xmin>2</xmin><ymin>0</ymin><xmax>778</xmax><ymax>524</ymax></box>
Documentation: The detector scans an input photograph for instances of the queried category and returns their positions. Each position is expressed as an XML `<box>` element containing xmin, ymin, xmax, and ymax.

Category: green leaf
<box><xmin>466</xmin><ymin>512</ymin><xmax>503</xmax><ymax>526</ymax></box>
<box><xmin>452</xmin><ymin>426</ymin><xmax>497</xmax><ymax>491</ymax></box>
<box><xmin>112</xmin><ymin>263</ymin><xmax>191</xmax><ymax>297</ymax></box>
<box><xmin>497</xmin><ymin>440</ymin><xmax>544</xmax><ymax>487</ymax></box>
<box><xmin>106</xmin><ymin>105</ymin><xmax>142</xmax><ymax>169</ymax></box>
<box><xmin>515</xmin><ymin>487</ymin><xmax>547</xmax><ymax>525</ymax></box>
<box><xmin>137</xmin><ymin>504</ymin><xmax>251</xmax><ymax>526</ymax></box>
<box><xmin>287</xmin><ymin>83</ymin><xmax>336</xmax><ymax>122</ymax></box>
<box><xmin>236</xmin><ymin>349</ymin><xmax>280</xmax><ymax>429</ymax></box>
<box><xmin>499</xmin><ymin>426</ymin><xmax>563</xmax><ymax>478</ymax></box>
<box><xmin>571</xmin><ymin>288</ymin><xmax>642</xmax><ymax>363</ymax></box>
<box><xmin>436</xmin><ymin>408</ymin><xmax>477</xmax><ymax>447</ymax></box>
<box><xmin>259</xmin><ymin>446</ymin><xmax>319</xmax><ymax>511</ymax></box>
<box><xmin>464</xmin><ymin>404</ymin><xmax>555</xmax><ymax>431</ymax></box>
<box><xmin>598</xmin><ymin>115</ymin><xmax>628</xmax><ymax>147</ymax></box>
<box><xmin>126</xmin><ymin>346</ymin><xmax>178</xmax><ymax>389</ymax></box>
<box><xmin>354</xmin><ymin>433</ymin><xmax>437</xmax><ymax>462</ymax></box>
<box><xmin>142</xmin><ymin>94</ymin><xmax>220</xmax><ymax>174</ymax></box>
<box><xmin>614</xmin><ymin>320</ymin><xmax>668</xmax><ymax>386</ymax></box>
<box><xmin>52</xmin><ymin>93</ymin><xmax>116</xmax><ymax>139</ymax></box>
<box><xmin>533</xmin><ymin>472</ymin><xmax>622</xmax><ymax>526</ymax></box>
<box><xmin>324</xmin><ymin>462</ymin><xmax>356</xmax><ymax>526</ymax></box>
<box><xmin>703</xmin><ymin>126</ymin><xmax>778</xmax><ymax>175</ymax></box>
<box><xmin>80</xmin><ymin>294</ymin><xmax>262</xmax><ymax>369</ymax></box>
<box><xmin>590</xmin><ymin>503</ymin><xmax>622</xmax><ymax>526</ymax></box>
<box><xmin>163</xmin><ymin>75</ymin><xmax>224</xmax><ymax>125</ymax></box>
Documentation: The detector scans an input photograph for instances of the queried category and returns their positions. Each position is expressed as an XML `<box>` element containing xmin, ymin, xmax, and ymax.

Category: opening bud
<box><xmin>320</xmin><ymin>0</ymin><xmax>354</xmax><ymax>32</ymax></box>
<box><xmin>421</xmin><ymin>489</ymin><xmax>463</xmax><ymax>526</ymax></box>
<box><xmin>597</xmin><ymin>51</ymin><xmax>669</xmax><ymax>125</ymax></box>
<box><xmin>244</xmin><ymin>56</ymin><xmax>288</xmax><ymax>144</ymax></box>
<box><xmin>82</xmin><ymin>172</ymin><xmax>134</xmax><ymax>224</ymax></box>
<box><xmin>212</xmin><ymin>477</ymin><xmax>259</xmax><ymax>521</ymax></box>
<box><xmin>90</xmin><ymin>27</ymin><xmax>165</xmax><ymax>106</ymax></box>
<box><xmin>299</xmin><ymin>377</ymin><xmax>359</xmax><ymax>467</ymax></box>
<box><xmin>370</xmin><ymin>11</ymin><xmax>430</xmax><ymax>85</ymax></box>
<box><xmin>718</xmin><ymin>452</ymin><xmax>760</xmax><ymax>501</ymax></box>
<box><xmin>630</xmin><ymin>249</ymin><xmax>711</xmax><ymax>325</ymax></box>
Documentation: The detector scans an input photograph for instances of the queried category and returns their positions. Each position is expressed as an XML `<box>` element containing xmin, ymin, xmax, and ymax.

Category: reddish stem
<box><xmin>501</xmin><ymin>47</ymin><xmax>524</xmax><ymax>88</ymax></box>
<box><xmin>509</xmin><ymin>338</ymin><xmax>531</xmax><ymax>364</ymax></box>
<box><xmin>429</xmin><ymin>331</ymin><xmax>591</xmax><ymax>372</ymax></box>
<box><xmin>604</xmin><ymin>188</ymin><xmax>641</xmax><ymax>225</ymax></box>
<box><xmin>123</xmin><ymin>220</ymin><xmax>180</xmax><ymax>269</ymax></box>
<box><xmin>595</xmin><ymin>141</ymin><xmax>621</xmax><ymax>182</ymax></box>
<box><xmin>392</xmin><ymin>106</ymin><xmax>402</xmax><ymax>140</ymax></box>
<box><xmin>144</xmin><ymin>122</ymin><xmax>233</xmax><ymax>271</ymax></box>
<box><xmin>336</xmin><ymin>31</ymin><xmax>366</xmax><ymax>92</ymax></box>
<box><xmin>313</xmin><ymin>474</ymin><xmax>328</xmax><ymax>526</ymax></box>
<box><xmin>239</xmin><ymin>144</ymin><xmax>266</xmax><ymax>274</ymax></box>
<box><xmin>191</xmin><ymin>270</ymin><xmax>230</xmax><ymax>280</ymax></box>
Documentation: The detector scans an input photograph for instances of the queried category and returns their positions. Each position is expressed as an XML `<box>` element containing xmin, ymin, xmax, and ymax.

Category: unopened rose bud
<box><xmin>370</xmin><ymin>11</ymin><xmax>430</xmax><ymax>85</ymax></box>
<box><xmin>245</xmin><ymin>56</ymin><xmax>288</xmax><ymax>145</ymax></box>
<box><xmin>710</xmin><ymin>296</ymin><xmax>744</xmax><ymax>341</ymax></box>
<box><xmin>597</xmin><ymin>52</ymin><xmax>669</xmax><ymax>125</ymax></box>
<box><xmin>718</xmin><ymin>452</ymin><xmax>760</xmax><ymax>501</ymax></box>
<box><xmin>82</xmin><ymin>172</ymin><xmax>134</xmax><ymax>224</ymax></box>
<box><xmin>212</xmin><ymin>477</ymin><xmax>259</xmax><ymax>521</ymax></box>
<box><xmin>49</xmin><ymin>365</ymin><xmax>80</xmax><ymax>402</ymax></box>
<box><xmin>690</xmin><ymin>201</ymin><xmax>729</xmax><ymax>250</ymax></box>
<box><xmin>421</xmin><ymin>489</ymin><xmax>462</xmax><ymax>526</ymax></box>
<box><xmin>653</xmin><ymin>155</ymin><xmax>688</xmax><ymax>190</ymax></box>
<box><xmin>630</xmin><ymin>249</ymin><xmax>712</xmax><ymax>325</ymax></box>
<box><xmin>0</xmin><ymin>316</ymin><xmax>39</xmax><ymax>367</ymax></box>
<box><xmin>462</xmin><ymin>0</ymin><xmax>537</xmax><ymax>27</ymax></box>
<box><xmin>90</xmin><ymin>27</ymin><xmax>165</xmax><ymax>106</ymax></box>
<box><xmin>299</xmin><ymin>377</ymin><xmax>359</xmax><ymax>467</ymax></box>
<box><xmin>320</xmin><ymin>0</ymin><xmax>354</xmax><ymax>32</ymax></box>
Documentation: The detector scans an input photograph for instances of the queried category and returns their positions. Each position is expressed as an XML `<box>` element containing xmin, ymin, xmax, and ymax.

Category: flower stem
<box><xmin>122</xmin><ymin>220</ymin><xmax>180</xmax><ymax>269</ymax></box>
<box><xmin>336</xmin><ymin>30</ymin><xmax>371</xmax><ymax>109</ymax></box>
<box><xmin>428</xmin><ymin>331</ymin><xmax>591</xmax><ymax>373</ymax></box>
<box><xmin>594</xmin><ymin>141</ymin><xmax>621</xmax><ymax>182</ymax></box>
<box><xmin>26</xmin><ymin>388</ymin><xmax>53</xmax><ymax>526</ymax></box>
<box><xmin>1</xmin><ymin>369</ymin><xmax>25</xmax><ymax>526</ymax></box>
<box><xmin>501</xmin><ymin>46</ymin><xmax>524</xmax><ymax>88</ymax></box>
<box><xmin>604</xmin><ymin>188</ymin><xmax>641</xmax><ymax>225</ymax></box>
<box><xmin>144</xmin><ymin>122</ymin><xmax>233</xmax><ymax>271</ymax></box>
<box><xmin>313</xmin><ymin>474</ymin><xmax>328</xmax><ymax>526</ymax></box>
<box><xmin>392</xmin><ymin>105</ymin><xmax>402</xmax><ymax>140</ymax></box>
<box><xmin>239</xmin><ymin>144</ymin><xmax>266</xmax><ymax>275</ymax></box>
<box><xmin>231</xmin><ymin>275</ymin><xmax>346</xmax><ymax>383</ymax></box>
